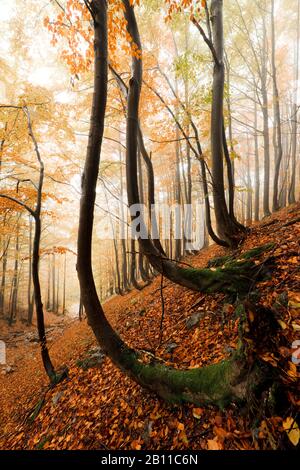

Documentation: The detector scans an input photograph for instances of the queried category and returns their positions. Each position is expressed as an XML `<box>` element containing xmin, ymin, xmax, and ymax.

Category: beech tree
<box><xmin>77</xmin><ymin>0</ymin><xmax>282</xmax><ymax>409</ymax></box>
<box><xmin>0</xmin><ymin>106</ymin><xmax>56</xmax><ymax>383</ymax></box>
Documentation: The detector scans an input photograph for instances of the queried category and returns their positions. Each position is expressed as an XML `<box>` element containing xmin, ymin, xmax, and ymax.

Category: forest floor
<box><xmin>0</xmin><ymin>205</ymin><xmax>299</xmax><ymax>450</ymax></box>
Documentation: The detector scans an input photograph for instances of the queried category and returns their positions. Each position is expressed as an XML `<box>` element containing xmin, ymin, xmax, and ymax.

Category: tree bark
<box><xmin>210</xmin><ymin>0</ymin><xmax>243</xmax><ymax>245</ymax></box>
<box><xmin>27</xmin><ymin>215</ymin><xmax>34</xmax><ymax>324</ymax></box>
<box><xmin>9</xmin><ymin>219</ymin><xmax>20</xmax><ymax>325</ymax></box>
<box><xmin>261</xmin><ymin>16</ymin><xmax>271</xmax><ymax>217</ymax></box>
<box><xmin>271</xmin><ymin>0</ymin><xmax>283</xmax><ymax>212</ymax></box>
<box><xmin>288</xmin><ymin>0</ymin><xmax>300</xmax><ymax>204</ymax></box>
<box><xmin>254</xmin><ymin>97</ymin><xmax>260</xmax><ymax>221</ymax></box>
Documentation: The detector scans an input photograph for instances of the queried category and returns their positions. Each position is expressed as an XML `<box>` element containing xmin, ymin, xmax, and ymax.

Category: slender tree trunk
<box><xmin>27</xmin><ymin>216</ymin><xmax>34</xmax><ymax>324</ymax></box>
<box><xmin>119</xmin><ymin>144</ymin><xmax>129</xmax><ymax>291</ymax></box>
<box><xmin>52</xmin><ymin>253</ymin><xmax>56</xmax><ymax>312</ymax></box>
<box><xmin>56</xmin><ymin>265</ymin><xmax>59</xmax><ymax>314</ymax></box>
<box><xmin>9</xmin><ymin>222</ymin><xmax>19</xmax><ymax>325</ymax></box>
<box><xmin>46</xmin><ymin>255</ymin><xmax>51</xmax><ymax>311</ymax></box>
<box><xmin>246</xmin><ymin>143</ymin><xmax>252</xmax><ymax>223</ymax></box>
<box><xmin>289</xmin><ymin>0</ymin><xmax>300</xmax><ymax>204</ymax></box>
<box><xmin>62</xmin><ymin>252</ymin><xmax>66</xmax><ymax>314</ymax></box>
<box><xmin>137</xmin><ymin>148</ymin><xmax>149</xmax><ymax>282</ymax></box>
<box><xmin>254</xmin><ymin>98</ymin><xmax>260</xmax><ymax>221</ymax></box>
<box><xmin>25</xmin><ymin>107</ymin><xmax>56</xmax><ymax>382</ymax></box>
<box><xmin>261</xmin><ymin>17</ymin><xmax>271</xmax><ymax>217</ymax></box>
<box><xmin>210</xmin><ymin>0</ymin><xmax>242</xmax><ymax>245</ymax></box>
<box><xmin>271</xmin><ymin>0</ymin><xmax>283</xmax><ymax>211</ymax></box>
<box><xmin>104</xmin><ymin>188</ymin><xmax>123</xmax><ymax>294</ymax></box>
<box><xmin>175</xmin><ymin>124</ymin><xmax>182</xmax><ymax>260</ymax></box>
<box><xmin>0</xmin><ymin>235</ymin><xmax>9</xmax><ymax>314</ymax></box>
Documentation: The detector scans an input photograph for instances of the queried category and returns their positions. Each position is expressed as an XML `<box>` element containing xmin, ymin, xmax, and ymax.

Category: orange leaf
<box><xmin>207</xmin><ymin>439</ymin><xmax>223</xmax><ymax>450</ymax></box>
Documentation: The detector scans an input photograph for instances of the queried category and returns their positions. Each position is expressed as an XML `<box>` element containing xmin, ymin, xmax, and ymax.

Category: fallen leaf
<box><xmin>192</xmin><ymin>408</ymin><xmax>204</xmax><ymax>419</ymax></box>
<box><xmin>283</xmin><ymin>417</ymin><xmax>300</xmax><ymax>446</ymax></box>
<box><xmin>207</xmin><ymin>438</ymin><xmax>223</xmax><ymax>450</ymax></box>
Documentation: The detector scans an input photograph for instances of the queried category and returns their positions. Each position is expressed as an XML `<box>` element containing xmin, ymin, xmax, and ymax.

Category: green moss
<box><xmin>177</xmin><ymin>261</ymin><xmax>257</xmax><ymax>295</ymax></box>
<box><xmin>240</xmin><ymin>243</ymin><xmax>275</xmax><ymax>260</ymax></box>
<box><xmin>127</xmin><ymin>354</ymin><xmax>248</xmax><ymax>409</ymax></box>
<box><xmin>207</xmin><ymin>254</ymin><xmax>234</xmax><ymax>268</ymax></box>
<box><xmin>175</xmin><ymin>243</ymin><xmax>275</xmax><ymax>295</ymax></box>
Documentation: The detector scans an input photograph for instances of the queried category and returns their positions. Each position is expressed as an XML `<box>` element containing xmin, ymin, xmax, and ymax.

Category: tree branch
<box><xmin>191</xmin><ymin>17</ymin><xmax>220</xmax><ymax>66</ymax></box>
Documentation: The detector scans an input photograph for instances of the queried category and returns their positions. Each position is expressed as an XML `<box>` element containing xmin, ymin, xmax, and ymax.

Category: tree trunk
<box><xmin>119</xmin><ymin>144</ymin><xmax>129</xmax><ymax>291</ymax></box>
<box><xmin>261</xmin><ymin>16</ymin><xmax>271</xmax><ymax>217</ymax></box>
<box><xmin>271</xmin><ymin>0</ymin><xmax>283</xmax><ymax>212</ymax></box>
<box><xmin>46</xmin><ymin>255</ymin><xmax>51</xmax><ymax>311</ymax></box>
<box><xmin>56</xmin><ymin>264</ymin><xmax>59</xmax><ymax>314</ymax></box>
<box><xmin>32</xmin><ymin>215</ymin><xmax>56</xmax><ymax>382</ymax></box>
<box><xmin>210</xmin><ymin>0</ymin><xmax>243</xmax><ymax>245</ymax></box>
<box><xmin>174</xmin><ymin>123</ymin><xmax>182</xmax><ymax>260</ymax></box>
<box><xmin>9</xmin><ymin>222</ymin><xmax>19</xmax><ymax>325</ymax></box>
<box><xmin>254</xmin><ymin>98</ymin><xmax>260</xmax><ymax>221</ymax></box>
<box><xmin>62</xmin><ymin>252</ymin><xmax>66</xmax><ymax>314</ymax></box>
<box><xmin>27</xmin><ymin>215</ymin><xmax>34</xmax><ymax>324</ymax></box>
<box><xmin>52</xmin><ymin>253</ymin><xmax>56</xmax><ymax>312</ymax></box>
<box><xmin>0</xmin><ymin>235</ymin><xmax>9</xmax><ymax>314</ymax></box>
<box><xmin>25</xmin><ymin>107</ymin><xmax>56</xmax><ymax>382</ymax></box>
<box><xmin>137</xmin><ymin>148</ymin><xmax>149</xmax><ymax>282</ymax></box>
<box><xmin>288</xmin><ymin>0</ymin><xmax>300</xmax><ymax>204</ymax></box>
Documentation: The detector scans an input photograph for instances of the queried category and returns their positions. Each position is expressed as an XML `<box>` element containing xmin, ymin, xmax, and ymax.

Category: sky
<box><xmin>0</xmin><ymin>0</ymin><xmax>72</xmax><ymax>99</ymax></box>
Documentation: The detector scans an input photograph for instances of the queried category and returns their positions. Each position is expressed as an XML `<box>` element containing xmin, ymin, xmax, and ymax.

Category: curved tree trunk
<box><xmin>77</xmin><ymin>0</ymin><xmax>281</xmax><ymax>411</ymax></box>
<box><xmin>209</xmin><ymin>0</ymin><xmax>244</xmax><ymax>246</ymax></box>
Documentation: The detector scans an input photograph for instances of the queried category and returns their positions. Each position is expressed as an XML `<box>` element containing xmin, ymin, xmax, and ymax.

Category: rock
<box><xmin>186</xmin><ymin>312</ymin><xmax>204</xmax><ymax>330</ymax></box>
<box><xmin>2</xmin><ymin>365</ymin><xmax>15</xmax><ymax>375</ymax></box>
<box><xmin>52</xmin><ymin>391</ymin><xmax>64</xmax><ymax>406</ymax></box>
<box><xmin>165</xmin><ymin>342</ymin><xmax>178</xmax><ymax>353</ymax></box>
<box><xmin>77</xmin><ymin>346</ymin><xmax>105</xmax><ymax>370</ymax></box>
<box><xmin>223</xmin><ymin>345</ymin><xmax>235</xmax><ymax>354</ymax></box>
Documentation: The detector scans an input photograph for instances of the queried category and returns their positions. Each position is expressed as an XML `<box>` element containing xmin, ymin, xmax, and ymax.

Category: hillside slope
<box><xmin>0</xmin><ymin>204</ymin><xmax>299</xmax><ymax>450</ymax></box>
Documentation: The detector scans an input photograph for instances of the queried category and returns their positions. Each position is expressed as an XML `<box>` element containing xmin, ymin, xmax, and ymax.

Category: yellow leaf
<box><xmin>283</xmin><ymin>417</ymin><xmax>300</xmax><ymax>446</ymax></box>
<box><xmin>277</xmin><ymin>319</ymin><xmax>287</xmax><ymax>330</ymax></box>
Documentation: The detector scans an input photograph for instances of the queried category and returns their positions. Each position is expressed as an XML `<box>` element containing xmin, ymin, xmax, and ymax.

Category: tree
<box><xmin>77</xmin><ymin>0</ymin><xmax>282</xmax><ymax>410</ymax></box>
<box><xmin>0</xmin><ymin>106</ymin><xmax>56</xmax><ymax>383</ymax></box>
<box><xmin>288</xmin><ymin>0</ymin><xmax>300</xmax><ymax>204</ymax></box>
<box><xmin>271</xmin><ymin>0</ymin><xmax>283</xmax><ymax>211</ymax></box>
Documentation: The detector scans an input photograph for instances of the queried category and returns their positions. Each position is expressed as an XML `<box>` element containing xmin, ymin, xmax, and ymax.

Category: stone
<box><xmin>185</xmin><ymin>312</ymin><xmax>204</xmax><ymax>330</ymax></box>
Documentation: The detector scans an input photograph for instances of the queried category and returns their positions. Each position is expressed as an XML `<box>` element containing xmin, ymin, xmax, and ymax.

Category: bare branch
<box><xmin>191</xmin><ymin>17</ymin><xmax>219</xmax><ymax>66</ymax></box>
<box><xmin>0</xmin><ymin>194</ymin><xmax>35</xmax><ymax>217</ymax></box>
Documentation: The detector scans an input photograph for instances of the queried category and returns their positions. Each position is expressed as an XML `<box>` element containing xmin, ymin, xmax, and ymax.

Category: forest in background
<box><xmin>0</xmin><ymin>0</ymin><xmax>299</xmax><ymax>453</ymax></box>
